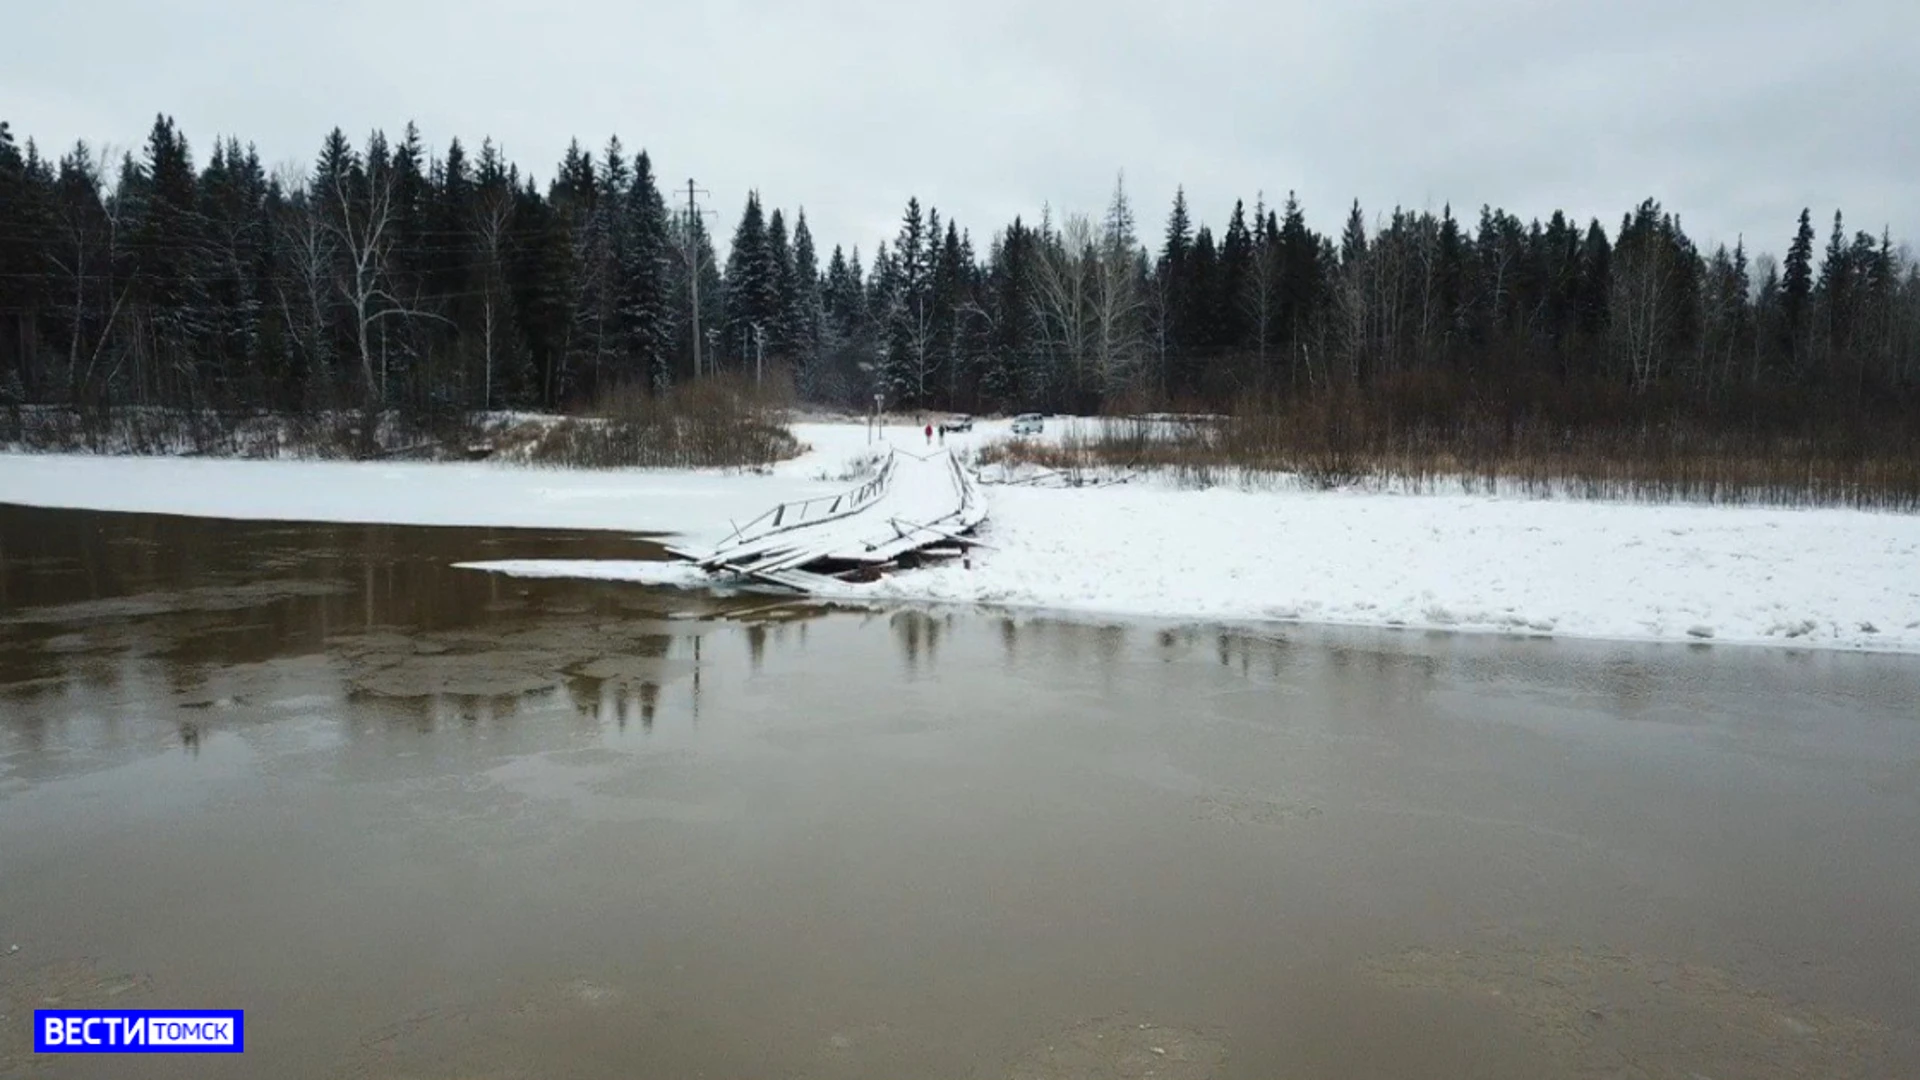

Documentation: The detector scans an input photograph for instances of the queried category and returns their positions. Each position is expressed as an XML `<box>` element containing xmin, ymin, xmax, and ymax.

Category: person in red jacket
<box><xmin>924</xmin><ymin>423</ymin><xmax>933</xmax><ymax>445</ymax></box>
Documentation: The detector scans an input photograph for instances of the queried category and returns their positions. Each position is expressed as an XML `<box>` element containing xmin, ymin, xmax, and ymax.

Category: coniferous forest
<box><xmin>2</xmin><ymin>116</ymin><xmax>1918</xmax><ymax>443</ymax></box>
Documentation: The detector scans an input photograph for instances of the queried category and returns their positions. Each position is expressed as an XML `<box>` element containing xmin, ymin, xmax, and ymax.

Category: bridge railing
<box><xmin>718</xmin><ymin>450</ymin><xmax>898</xmax><ymax>547</ymax></box>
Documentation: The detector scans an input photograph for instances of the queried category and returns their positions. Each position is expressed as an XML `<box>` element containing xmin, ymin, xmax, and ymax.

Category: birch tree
<box><xmin>47</xmin><ymin>142</ymin><xmax>132</xmax><ymax>402</ymax></box>
<box><xmin>322</xmin><ymin>134</ymin><xmax>448</xmax><ymax>402</ymax></box>
<box><xmin>272</xmin><ymin>166</ymin><xmax>335</xmax><ymax>405</ymax></box>
<box><xmin>1028</xmin><ymin>209</ymin><xmax>1098</xmax><ymax>407</ymax></box>
<box><xmin>472</xmin><ymin>171</ymin><xmax>514</xmax><ymax>409</ymax></box>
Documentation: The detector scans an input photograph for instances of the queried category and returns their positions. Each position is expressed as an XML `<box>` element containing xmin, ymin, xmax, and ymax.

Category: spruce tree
<box><xmin>515</xmin><ymin>173</ymin><xmax>576</xmax><ymax>405</ymax></box>
<box><xmin>884</xmin><ymin>198</ymin><xmax>933</xmax><ymax>406</ymax></box>
<box><xmin>620</xmin><ymin>150</ymin><xmax>675</xmax><ymax>391</ymax></box>
<box><xmin>765</xmin><ymin>207</ymin><xmax>794</xmax><ymax>363</ymax></box>
<box><xmin>133</xmin><ymin>115</ymin><xmax>209</xmax><ymax>403</ymax></box>
<box><xmin>1576</xmin><ymin>218</ymin><xmax>1612</xmax><ymax>360</ymax></box>
<box><xmin>1276</xmin><ymin>192</ymin><xmax>1319</xmax><ymax>363</ymax></box>
<box><xmin>723</xmin><ymin>192</ymin><xmax>771</xmax><ymax>367</ymax></box>
<box><xmin>819</xmin><ymin>243</ymin><xmax>868</xmax><ymax>403</ymax></box>
<box><xmin>787</xmin><ymin>210</ymin><xmax>823</xmax><ymax>394</ymax></box>
<box><xmin>430</xmin><ymin>137</ymin><xmax>474</xmax><ymax>327</ymax></box>
<box><xmin>1781</xmin><ymin>208</ymin><xmax>1816</xmax><ymax>361</ymax></box>
<box><xmin>1158</xmin><ymin>189</ymin><xmax>1194</xmax><ymax>366</ymax></box>
<box><xmin>1816</xmin><ymin>209</ymin><xmax>1852</xmax><ymax>357</ymax></box>
<box><xmin>1218</xmin><ymin>199</ymin><xmax>1252</xmax><ymax>354</ymax></box>
<box><xmin>0</xmin><ymin>123</ymin><xmax>49</xmax><ymax>403</ymax></box>
<box><xmin>931</xmin><ymin>219</ymin><xmax>967</xmax><ymax>404</ymax></box>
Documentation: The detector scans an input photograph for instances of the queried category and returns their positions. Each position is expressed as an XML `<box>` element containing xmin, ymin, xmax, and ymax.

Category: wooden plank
<box><xmin>883</xmin><ymin>517</ymin><xmax>997</xmax><ymax>550</ymax></box>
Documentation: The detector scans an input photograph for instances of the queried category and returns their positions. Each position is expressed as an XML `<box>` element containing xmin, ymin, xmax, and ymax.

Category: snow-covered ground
<box><xmin>847</xmin><ymin>482</ymin><xmax>1920</xmax><ymax>652</ymax></box>
<box><xmin>0</xmin><ymin>421</ymin><xmax>888</xmax><ymax>544</ymax></box>
<box><xmin>5</xmin><ymin>417</ymin><xmax>1919</xmax><ymax>653</ymax></box>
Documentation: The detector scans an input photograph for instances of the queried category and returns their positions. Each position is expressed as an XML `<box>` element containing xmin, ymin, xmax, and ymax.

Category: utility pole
<box><xmin>752</xmin><ymin>323</ymin><xmax>764</xmax><ymax>387</ymax></box>
<box><xmin>683</xmin><ymin>178</ymin><xmax>714</xmax><ymax>379</ymax></box>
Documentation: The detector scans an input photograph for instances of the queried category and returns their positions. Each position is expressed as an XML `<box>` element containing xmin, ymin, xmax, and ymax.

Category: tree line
<box><xmin>2</xmin><ymin>116</ymin><xmax>1917</xmax><ymax>429</ymax></box>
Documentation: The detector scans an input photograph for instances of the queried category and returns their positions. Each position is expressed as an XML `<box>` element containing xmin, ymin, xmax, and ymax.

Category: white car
<box><xmin>1010</xmin><ymin>413</ymin><xmax>1045</xmax><ymax>436</ymax></box>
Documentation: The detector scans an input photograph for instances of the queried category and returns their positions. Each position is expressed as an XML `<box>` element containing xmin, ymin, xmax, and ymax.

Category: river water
<box><xmin>2</xmin><ymin>503</ymin><xmax>1917</xmax><ymax>1079</ymax></box>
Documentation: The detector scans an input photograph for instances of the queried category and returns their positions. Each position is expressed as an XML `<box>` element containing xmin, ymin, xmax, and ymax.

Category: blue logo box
<box><xmin>34</xmin><ymin>1010</ymin><xmax>245</xmax><ymax>1054</ymax></box>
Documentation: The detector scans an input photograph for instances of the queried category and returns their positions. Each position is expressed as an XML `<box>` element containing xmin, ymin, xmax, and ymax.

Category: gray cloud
<box><xmin>7</xmin><ymin>0</ymin><xmax>1916</xmax><ymax>260</ymax></box>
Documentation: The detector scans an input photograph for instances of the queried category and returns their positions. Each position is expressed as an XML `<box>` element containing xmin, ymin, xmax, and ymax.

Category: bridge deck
<box><xmin>664</xmin><ymin>447</ymin><xmax>986</xmax><ymax>592</ymax></box>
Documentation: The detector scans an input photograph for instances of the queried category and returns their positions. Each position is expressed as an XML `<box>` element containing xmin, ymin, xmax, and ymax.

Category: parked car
<box><xmin>944</xmin><ymin>414</ymin><xmax>974</xmax><ymax>433</ymax></box>
<box><xmin>1010</xmin><ymin>413</ymin><xmax>1045</xmax><ymax>436</ymax></box>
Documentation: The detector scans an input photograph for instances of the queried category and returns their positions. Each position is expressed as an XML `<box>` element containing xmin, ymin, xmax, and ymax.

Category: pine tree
<box><xmin>197</xmin><ymin>136</ymin><xmax>271</xmax><ymax>401</ymax></box>
<box><xmin>562</xmin><ymin>138</ymin><xmax>630</xmax><ymax>399</ymax></box>
<box><xmin>1241</xmin><ymin>199</ymin><xmax>1283</xmax><ymax>369</ymax></box>
<box><xmin>1781</xmin><ymin>208</ymin><xmax>1816</xmax><ymax>364</ymax></box>
<box><xmin>1275</xmin><ymin>192</ymin><xmax>1320</xmax><ymax>375</ymax></box>
<box><xmin>1218</xmin><ymin>199</ymin><xmax>1252</xmax><ymax>354</ymax></box>
<box><xmin>1576</xmin><ymin>218</ymin><xmax>1611</xmax><ymax>345</ymax></box>
<box><xmin>1541</xmin><ymin>211</ymin><xmax>1582</xmax><ymax>352</ymax></box>
<box><xmin>619</xmin><ymin>150</ymin><xmax>675</xmax><ymax>391</ymax></box>
<box><xmin>514</xmin><ymin>173</ymin><xmax>576</xmax><ymax>405</ymax></box>
<box><xmin>1816</xmin><ymin>209</ymin><xmax>1853</xmax><ymax>360</ymax></box>
<box><xmin>764</xmin><ymin>207</ymin><xmax>794</xmax><ymax>365</ymax></box>
<box><xmin>133</xmin><ymin>115</ymin><xmax>208</xmax><ymax>401</ymax></box>
<box><xmin>723</xmin><ymin>192</ymin><xmax>773</xmax><ymax>367</ymax></box>
<box><xmin>0</xmin><ymin>122</ymin><xmax>50</xmax><ymax>403</ymax></box>
<box><xmin>1752</xmin><ymin>257</ymin><xmax>1782</xmax><ymax>384</ymax></box>
<box><xmin>931</xmin><ymin>218</ymin><xmax>968</xmax><ymax>404</ymax></box>
<box><xmin>883</xmin><ymin>198</ymin><xmax>935</xmax><ymax>406</ymax></box>
<box><xmin>1157</xmin><ymin>188</ymin><xmax>1194</xmax><ymax>374</ymax></box>
<box><xmin>7</xmin><ymin>112</ymin><xmax>1920</xmax><ymax>462</ymax></box>
<box><xmin>1181</xmin><ymin>225</ymin><xmax>1220</xmax><ymax>395</ymax></box>
<box><xmin>983</xmin><ymin>219</ymin><xmax>1036</xmax><ymax>408</ymax></box>
<box><xmin>787</xmin><ymin>210</ymin><xmax>823</xmax><ymax>394</ymax></box>
<box><xmin>429</xmin><ymin>137</ymin><xmax>474</xmax><ymax>333</ymax></box>
<box><xmin>1336</xmin><ymin>200</ymin><xmax>1370</xmax><ymax>380</ymax></box>
<box><xmin>819</xmin><ymin>242</ymin><xmax>869</xmax><ymax>404</ymax></box>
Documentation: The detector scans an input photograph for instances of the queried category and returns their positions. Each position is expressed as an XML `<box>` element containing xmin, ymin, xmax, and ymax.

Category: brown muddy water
<box><xmin>1</xmin><ymin>503</ymin><xmax>1918</xmax><ymax>1080</ymax></box>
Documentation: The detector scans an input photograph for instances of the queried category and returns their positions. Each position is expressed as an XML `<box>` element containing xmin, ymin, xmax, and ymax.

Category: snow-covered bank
<box><xmin>0</xmin><ymin>421</ymin><xmax>887</xmax><ymax>544</ymax></box>
<box><xmin>6</xmin><ymin>419</ymin><xmax>1920</xmax><ymax>654</ymax></box>
<box><xmin>0</xmin><ymin>453</ymin><xmax>834</xmax><ymax>541</ymax></box>
<box><xmin>465</xmin><ymin>420</ymin><xmax>1920</xmax><ymax>655</ymax></box>
<box><xmin>845</xmin><ymin>482</ymin><xmax>1920</xmax><ymax>653</ymax></box>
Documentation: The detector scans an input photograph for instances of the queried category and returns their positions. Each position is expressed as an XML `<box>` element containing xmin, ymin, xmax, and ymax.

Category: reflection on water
<box><xmin>3</xmin><ymin>503</ymin><xmax>1920</xmax><ymax>1079</ymax></box>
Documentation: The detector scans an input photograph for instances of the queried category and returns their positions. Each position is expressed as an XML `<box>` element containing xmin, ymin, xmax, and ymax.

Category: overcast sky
<box><xmin>8</xmin><ymin>0</ymin><xmax>1917</xmax><ymax>263</ymax></box>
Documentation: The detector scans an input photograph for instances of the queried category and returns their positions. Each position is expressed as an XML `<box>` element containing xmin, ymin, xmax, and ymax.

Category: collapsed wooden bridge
<box><xmin>662</xmin><ymin>447</ymin><xmax>987</xmax><ymax>593</ymax></box>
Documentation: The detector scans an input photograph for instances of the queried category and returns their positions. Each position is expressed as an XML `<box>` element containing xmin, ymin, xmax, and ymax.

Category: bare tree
<box><xmin>1336</xmin><ymin>247</ymin><xmax>1370</xmax><ymax>385</ymax></box>
<box><xmin>1612</xmin><ymin>226</ymin><xmax>1677</xmax><ymax>390</ymax></box>
<box><xmin>1091</xmin><ymin>174</ymin><xmax>1148</xmax><ymax>396</ymax></box>
<box><xmin>273</xmin><ymin>165</ymin><xmax>335</xmax><ymax>405</ymax></box>
<box><xmin>1411</xmin><ymin>211</ymin><xmax>1440</xmax><ymax>369</ymax></box>
<box><xmin>1242</xmin><ymin>194</ymin><xmax>1278</xmax><ymax>371</ymax></box>
<box><xmin>45</xmin><ymin>141</ymin><xmax>132</xmax><ymax>403</ymax></box>
<box><xmin>472</xmin><ymin>181</ymin><xmax>514</xmax><ymax>409</ymax></box>
<box><xmin>1148</xmin><ymin>265</ymin><xmax>1175</xmax><ymax>399</ymax></box>
<box><xmin>1028</xmin><ymin>210</ymin><xmax>1097</xmax><ymax>405</ymax></box>
<box><xmin>322</xmin><ymin>140</ymin><xmax>446</xmax><ymax>402</ymax></box>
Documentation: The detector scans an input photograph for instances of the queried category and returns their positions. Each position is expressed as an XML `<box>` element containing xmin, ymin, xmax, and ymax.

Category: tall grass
<box><xmin>978</xmin><ymin>380</ymin><xmax>1920</xmax><ymax>510</ymax></box>
<box><xmin>1</xmin><ymin>373</ymin><xmax>804</xmax><ymax>469</ymax></box>
<box><xmin>512</xmin><ymin>372</ymin><xmax>801</xmax><ymax>469</ymax></box>
<box><xmin>0</xmin><ymin>404</ymin><xmax>478</xmax><ymax>459</ymax></box>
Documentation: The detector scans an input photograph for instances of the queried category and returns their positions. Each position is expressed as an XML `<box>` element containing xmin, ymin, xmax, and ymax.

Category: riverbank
<box><xmin>5</xmin><ymin>418</ymin><xmax>1919</xmax><ymax>653</ymax></box>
